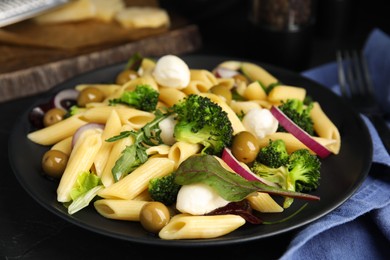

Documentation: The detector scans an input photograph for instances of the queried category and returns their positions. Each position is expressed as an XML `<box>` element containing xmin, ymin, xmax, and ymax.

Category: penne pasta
<box><xmin>159</xmin><ymin>214</ymin><xmax>246</xmax><ymax>240</ymax></box>
<box><xmin>182</xmin><ymin>69</ymin><xmax>218</xmax><ymax>95</ymax></box>
<box><xmin>50</xmin><ymin>136</ymin><xmax>73</xmax><ymax>155</ymax></box>
<box><xmin>82</xmin><ymin>106</ymin><xmax>155</xmax><ymax>130</ymax></box>
<box><xmin>229</xmin><ymin>100</ymin><xmax>262</xmax><ymax>115</ymax></box>
<box><xmin>243</xmin><ymin>81</ymin><xmax>267</xmax><ymax>101</ymax></box>
<box><xmin>101</xmin><ymin>124</ymin><xmax>134</xmax><ymax>188</ymax></box>
<box><xmin>168</xmin><ymin>141</ymin><xmax>201</xmax><ymax>169</ymax></box>
<box><xmin>267</xmin><ymin>85</ymin><xmax>306</xmax><ymax>103</ymax></box>
<box><xmin>311</xmin><ymin>102</ymin><xmax>341</xmax><ymax>154</ymax></box>
<box><xmin>158</xmin><ymin>87</ymin><xmax>187</xmax><ymax>107</ymax></box>
<box><xmin>94</xmin><ymin>199</ymin><xmax>148</xmax><ymax>221</ymax></box>
<box><xmin>98</xmin><ymin>157</ymin><xmax>175</xmax><ymax>200</ymax></box>
<box><xmin>27</xmin><ymin>114</ymin><xmax>87</xmax><ymax>146</ymax></box>
<box><xmin>246</xmin><ymin>192</ymin><xmax>283</xmax><ymax>213</ymax></box>
<box><xmin>93</xmin><ymin>109</ymin><xmax>122</xmax><ymax>177</ymax></box>
<box><xmin>57</xmin><ymin>127</ymin><xmax>103</xmax><ymax>202</ymax></box>
<box><xmin>75</xmin><ymin>84</ymin><xmax>121</xmax><ymax>98</ymax></box>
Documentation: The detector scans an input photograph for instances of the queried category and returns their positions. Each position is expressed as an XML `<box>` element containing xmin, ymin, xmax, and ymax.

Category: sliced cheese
<box><xmin>114</xmin><ymin>7</ymin><xmax>170</xmax><ymax>29</ymax></box>
<box><xmin>33</xmin><ymin>0</ymin><xmax>96</xmax><ymax>24</ymax></box>
<box><xmin>93</xmin><ymin>0</ymin><xmax>125</xmax><ymax>22</ymax></box>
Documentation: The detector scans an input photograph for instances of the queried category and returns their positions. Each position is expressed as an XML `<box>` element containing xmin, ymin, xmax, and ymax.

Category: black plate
<box><xmin>8</xmin><ymin>55</ymin><xmax>372</xmax><ymax>247</ymax></box>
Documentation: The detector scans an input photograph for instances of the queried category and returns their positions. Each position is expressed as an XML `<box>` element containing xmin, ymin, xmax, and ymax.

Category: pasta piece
<box><xmin>246</xmin><ymin>192</ymin><xmax>283</xmax><ymax>213</ymax></box>
<box><xmin>98</xmin><ymin>157</ymin><xmax>175</xmax><ymax>200</ymax></box>
<box><xmin>229</xmin><ymin>100</ymin><xmax>261</xmax><ymax>115</ymax></box>
<box><xmin>159</xmin><ymin>214</ymin><xmax>245</xmax><ymax>240</ymax></box>
<box><xmin>57</xmin><ymin>128</ymin><xmax>103</xmax><ymax>202</ymax></box>
<box><xmin>199</xmin><ymin>92</ymin><xmax>246</xmax><ymax>135</ymax></box>
<box><xmin>267</xmin><ymin>85</ymin><xmax>306</xmax><ymax>103</ymax></box>
<box><xmin>215</xmin><ymin>78</ymin><xmax>235</xmax><ymax>90</ymax></box>
<box><xmin>168</xmin><ymin>141</ymin><xmax>201</xmax><ymax>169</ymax></box>
<box><xmin>94</xmin><ymin>199</ymin><xmax>148</xmax><ymax>221</ymax></box>
<box><xmin>50</xmin><ymin>136</ymin><xmax>72</xmax><ymax>155</ymax></box>
<box><xmin>94</xmin><ymin>109</ymin><xmax>122</xmax><ymax>177</ymax></box>
<box><xmin>158</xmin><ymin>87</ymin><xmax>187</xmax><ymax>107</ymax></box>
<box><xmin>82</xmin><ymin>106</ymin><xmax>154</xmax><ymax>130</ymax></box>
<box><xmin>260</xmin><ymin>132</ymin><xmax>337</xmax><ymax>154</ymax></box>
<box><xmin>182</xmin><ymin>69</ymin><xmax>218</xmax><ymax>95</ymax></box>
<box><xmin>101</xmin><ymin>124</ymin><xmax>134</xmax><ymax>187</ymax></box>
<box><xmin>133</xmin><ymin>189</ymin><xmax>152</xmax><ymax>201</ymax></box>
<box><xmin>241</xmin><ymin>62</ymin><xmax>278</xmax><ymax>87</ymax></box>
<box><xmin>146</xmin><ymin>144</ymin><xmax>171</xmax><ymax>156</ymax></box>
<box><xmin>122</xmin><ymin>77</ymin><xmax>159</xmax><ymax>91</ymax></box>
<box><xmin>311</xmin><ymin>102</ymin><xmax>341</xmax><ymax>154</ymax></box>
<box><xmin>75</xmin><ymin>84</ymin><xmax>121</xmax><ymax>98</ymax></box>
<box><xmin>27</xmin><ymin>114</ymin><xmax>87</xmax><ymax>146</ymax></box>
<box><xmin>243</xmin><ymin>81</ymin><xmax>267</xmax><ymax>101</ymax></box>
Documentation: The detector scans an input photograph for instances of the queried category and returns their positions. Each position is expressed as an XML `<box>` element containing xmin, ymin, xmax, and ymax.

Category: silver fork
<box><xmin>336</xmin><ymin>50</ymin><xmax>390</xmax><ymax>155</ymax></box>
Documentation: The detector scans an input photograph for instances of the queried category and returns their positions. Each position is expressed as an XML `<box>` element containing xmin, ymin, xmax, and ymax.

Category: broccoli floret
<box><xmin>109</xmin><ymin>84</ymin><xmax>159</xmax><ymax>112</ymax></box>
<box><xmin>277</xmin><ymin>98</ymin><xmax>314</xmax><ymax>135</ymax></box>
<box><xmin>172</xmin><ymin>94</ymin><xmax>234</xmax><ymax>155</ymax></box>
<box><xmin>257</xmin><ymin>139</ymin><xmax>289</xmax><ymax>168</ymax></box>
<box><xmin>148</xmin><ymin>172</ymin><xmax>181</xmax><ymax>205</ymax></box>
<box><xmin>251</xmin><ymin>146</ymin><xmax>321</xmax><ymax>208</ymax></box>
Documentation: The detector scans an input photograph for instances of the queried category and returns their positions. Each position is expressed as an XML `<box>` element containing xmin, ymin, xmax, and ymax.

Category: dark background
<box><xmin>161</xmin><ymin>0</ymin><xmax>390</xmax><ymax>71</ymax></box>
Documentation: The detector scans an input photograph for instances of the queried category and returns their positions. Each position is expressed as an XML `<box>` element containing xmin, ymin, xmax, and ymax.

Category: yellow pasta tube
<box><xmin>94</xmin><ymin>109</ymin><xmax>122</xmax><ymax>177</ymax></box>
<box><xmin>122</xmin><ymin>77</ymin><xmax>158</xmax><ymax>91</ymax></box>
<box><xmin>57</xmin><ymin>128</ymin><xmax>103</xmax><ymax>202</ymax></box>
<box><xmin>311</xmin><ymin>102</ymin><xmax>341</xmax><ymax>154</ymax></box>
<box><xmin>94</xmin><ymin>199</ymin><xmax>148</xmax><ymax>221</ymax></box>
<box><xmin>229</xmin><ymin>100</ymin><xmax>261</xmax><ymax>115</ymax></box>
<box><xmin>240</xmin><ymin>62</ymin><xmax>278</xmax><ymax>87</ymax></box>
<box><xmin>199</xmin><ymin>92</ymin><xmax>246</xmax><ymax>135</ymax></box>
<box><xmin>267</xmin><ymin>85</ymin><xmax>306</xmax><ymax>103</ymax></box>
<box><xmin>243</xmin><ymin>81</ymin><xmax>267</xmax><ymax>101</ymax></box>
<box><xmin>260</xmin><ymin>132</ymin><xmax>337</xmax><ymax>155</ymax></box>
<box><xmin>158</xmin><ymin>87</ymin><xmax>187</xmax><ymax>107</ymax></box>
<box><xmin>82</xmin><ymin>106</ymin><xmax>154</xmax><ymax>130</ymax></box>
<box><xmin>75</xmin><ymin>84</ymin><xmax>121</xmax><ymax>98</ymax></box>
<box><xmin>246</xmin><ymin>192</ymin><xmax>283</xmax><ymax>213</ymax></box>
<box><xmin>101</xmin><ymin>124</ymin><xmax>134</xmax><ymax>188</ymax></box>
<box><xmin>182</xmin><ymin>70</ymin><xmax>219</xmax><ymax>95</ymax></box>
<box><xmin>50</xmin><ymin>136</ymin><xmax>72</xmax><ymax>155</ymax></box>
<box><xmin>159</xmin><ymin>214</ymin><xmax>246</xmax><ymax>240</ymax></box>
<box><xmin>27</xmin><ymin>114</ymin><xmax>87</xmax><ymax>146</ymax></box>
<box><xmin>98</xmin><ymin>157</ymin><xmax>175</xmax><ymax>200</ymax></box>
<box><xmin>146</xmin><ymin>144</ymin><xmax>171</xmax><ymax>156</ymax></box>
<box><xmin>168</xmin><ymin>141</ymin><xmax>201</xmax><ymax>169</ymax></box>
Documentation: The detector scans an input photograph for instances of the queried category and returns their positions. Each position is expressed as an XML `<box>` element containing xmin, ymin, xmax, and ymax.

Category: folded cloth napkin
<box><xmin>280</xmin><ymin>28</ymin><xmax>390</xmax><ymax>259</ymax></box>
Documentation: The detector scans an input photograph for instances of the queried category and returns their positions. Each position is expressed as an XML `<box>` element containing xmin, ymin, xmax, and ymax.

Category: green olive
<box><xmin>43</xmin><ymin>108</ymin><xmax>66</xmax><ymax>127</ymax></box>
<box><xmin>139</xmin><ymin>202</ymin><xmax>171</xmax><ymax>234</ymax></box>
<box><xmin>210</xmin><ymin>84</ymin><xmax>232</xmax><ymax>103</ymax></box>
<box><xmin>41</xmin><ymin>149</ymin><xmax>69</xmax><ymax>178</ymax></box>
<box><xmin>115</xmin><ymin>69</ymin><xmax>139</xmax><ymax>85</ymax></box>
<box><xmin>77</xmin><ymin>87</ymin><xmax>105</xmax><ymax>107</ymax></box>
<box><xmin>231</xmin><ymin>131</ymin><xmax>260</xmax><ymax>163</ymax></box>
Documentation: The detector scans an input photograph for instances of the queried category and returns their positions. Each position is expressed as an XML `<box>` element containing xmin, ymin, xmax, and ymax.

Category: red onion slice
<box><xmin>270</xmin><ymin>106</ymin><xmax>331</xmax><ymax>158</ymax></box>
<box><xmin>53</xmin><ymin>89</ymin><xmax>79</xmax><ymax>111</ymax></box>
<box><xmin>221</xmin><ymin>147</ymin><xmax>278</xmax><ymax>187</ymax></box>
<box><xmin>72</xmin><ymin>123</ymin><xmax>105</xmax><ymax>147</ymax></box>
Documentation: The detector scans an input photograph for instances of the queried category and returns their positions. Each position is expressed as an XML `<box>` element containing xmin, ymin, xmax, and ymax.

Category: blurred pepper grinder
<box><xmin>249</xmin><ymin>0</ymin><xmax>317</xmax><ymax>71</ymax></box>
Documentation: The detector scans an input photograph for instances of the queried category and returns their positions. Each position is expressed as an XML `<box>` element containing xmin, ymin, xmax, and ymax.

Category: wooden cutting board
<box><xmin>0</xmin><ymin>24</ymin><xmax>202</xmax><ymax>103</ymax></box>
<box><xmin>0</xmin><ymin>1</ymin><xmax>203</xmax><ymax>103</ymax></box>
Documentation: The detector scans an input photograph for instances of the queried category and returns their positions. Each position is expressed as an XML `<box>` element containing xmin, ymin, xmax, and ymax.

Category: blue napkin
<box><xmin>280</xmin><ymin>28</ymin><xmax>390</xmax><ymax>259</ymax></box>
